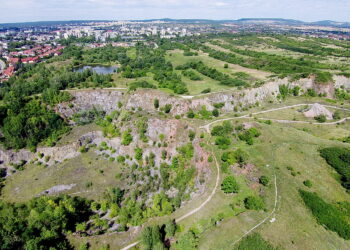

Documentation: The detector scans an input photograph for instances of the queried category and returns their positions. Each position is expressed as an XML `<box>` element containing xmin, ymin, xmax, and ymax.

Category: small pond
<box><xmin>74</xmin><ymin>65</ymin><xmax>118</xmax><ymax>74</ymax></box>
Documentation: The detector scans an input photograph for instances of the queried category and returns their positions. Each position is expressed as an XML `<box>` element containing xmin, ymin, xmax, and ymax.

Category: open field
<box><xmin>2</xmin><ymin>151</ymin><xmax>123</xmax><ymax>203</ymax></box>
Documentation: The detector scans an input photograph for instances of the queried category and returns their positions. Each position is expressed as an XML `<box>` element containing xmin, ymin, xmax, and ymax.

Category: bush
<box><xmin>201</xmin><ymin>88</ymin><xmax>211</xmax><ymax>93</ymax></box>
<box><xmin>303</xmin><ymin>180</ymin><xmax>313</xmax><ymax>188</ymax></box>
<box><xmin>187</xmin><ymin>109</ymin><xmax>195</xmax><ymax>118</ymax></box>
<box><xmin>315</xmin><ymin>72</ymin><xmax>333</xmax><ymax>84</ymax></box>
<box><xmin>221</xmin><ymin>176</ymin><xmax>239</xmax><ymax>193</ymax></box>
<box><xmin>163</xmin><ymin>104</ymin><xmax>172</xmax><ymax>114</ymax></box>
<box><xmin>315</xmin><ymin>114</ymin><xmax>326</xmax><ymax>123</ymax></box>
<box><xmin>299</xmin><ymin>190</ymin><xmax>350</xmax><ymax>240</ymax></box>
<box><xmin>238</xmin><ymin>127</ymin><xmax>261</xmax><ymax>145</ymax></box>
<box><xmin>244</xmin><ymin>196</ymin><xmax>265</xmax><ymax>210</ymax></box>
<box><xmin>259</xmin><ymin>176</ymin><xmax>270</xmax><ymax>186</ymax></box>
<box><xmin>221</xmin><ymin>151</ymin><xmax>237</xmax><ymax>165</ymax></box>
<box><xmin>236</xmin><ymin>233</ymin><xmax>277</xmax><ymax>250</ymax></box>
<box><xmin>128</xmin><ymin>80</ymin><xmax>156</xmax><ymax>91</ymax></box>
<box><xmin>333</xmin><ymin>111</ymin><xmax>341</xmax><ymax>120</ymax></box>
<box><xmin>215</xmin><ymin>136</ymin><xmax>231</xmax><ymax>149</ymax></box>
<box><xmin>212</xmin><ymin>108</ymin><xmax>219</xmax><ymax>117</ymax></box>
<box><xmin>154</xmin><ymin>99</ymin><xmax>159</xmax><ymax>109</ymax></box>
<box><xmin>121</xmin><ymin>130</ymin><xmax>133</xmax><ymax>146</ymax></box>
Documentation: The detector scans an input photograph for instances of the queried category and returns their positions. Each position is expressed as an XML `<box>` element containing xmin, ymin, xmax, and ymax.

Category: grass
<box><xmin>1</xmin><ymin>151</ymin><xmax>123</xmax><ymax>202</ymax></box>
<box><xmin>187</xmin><ymin>118</ymin><xmax>350</xmax><ymax>249</ymax></box>
<box><xmin>166</xmin><ymin>49</ymin><xmax>270</xmax><ymax>95</ymax></box>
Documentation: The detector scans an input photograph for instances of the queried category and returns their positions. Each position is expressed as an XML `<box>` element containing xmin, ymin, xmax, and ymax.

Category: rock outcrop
<box><xmin>56</xmin><ymin>76</ymin><xmax>349</xmax><ymax>119</ymax></box>
<box><xmin>303</xmin><ymin>103</ymin><xmax>333</xmax><ymax>120</ymax></box>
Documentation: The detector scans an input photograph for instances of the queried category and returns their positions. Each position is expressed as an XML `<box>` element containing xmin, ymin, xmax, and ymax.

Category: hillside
<box><xmin>0</xmin><ymin>34</ymin><xmax>350</xmax><ymax>250</ymax></box>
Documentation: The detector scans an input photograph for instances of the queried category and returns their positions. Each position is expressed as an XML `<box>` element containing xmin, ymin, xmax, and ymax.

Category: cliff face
<box><xmin>56</xmin><ymin>76</ymin><xmax>349</xmax><ymax>118</ymax></box>
<box><xmin>56</xmin><ymin>90</ymin><xmax>125</xmax><ymax>119</ymax></box>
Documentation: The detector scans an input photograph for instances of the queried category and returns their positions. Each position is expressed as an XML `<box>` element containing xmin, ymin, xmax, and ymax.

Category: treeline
<box><xmin>119</xmin><ymin>44</ymin><xmax>188</xmax><ymax>94</ymax></box>
<box><xmin>319</xmin><ymin>147</ymin><xmax>350</xmax><ymax>190</ymax></box>
<box><xmin>205</xmin><ymin>40</ymin><xmax>338</xmax><ymax>79</ymax></box>
<box><xmin>176</xmin><ymin>61</ymin><xmax>247</xmax><ymax>87</ymax></box>
<box><xmin>300</xmin><ymin>190</ymin><xmax>350</xmax><ymax>240</ymax></box>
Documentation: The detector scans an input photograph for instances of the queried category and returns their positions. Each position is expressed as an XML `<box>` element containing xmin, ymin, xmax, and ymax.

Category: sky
<box><xmin>0</xmin><ymin>0</ymin><xmax>349</xmax><ymax>23</ymax></box>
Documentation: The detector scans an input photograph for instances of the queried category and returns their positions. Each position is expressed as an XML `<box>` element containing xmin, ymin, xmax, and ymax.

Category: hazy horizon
<box><xmin>0</xmin><ymin>0</ymin><xmax>349</xmax><ymax>24</ymax></box>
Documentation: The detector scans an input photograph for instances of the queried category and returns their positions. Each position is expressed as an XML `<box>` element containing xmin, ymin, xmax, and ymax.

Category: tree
<box><xmin>212</xmin><ymin>108</ymin><xmax>219</xmax><ymax>117</ymax></box>
<box><xmin>221</xmin><ymin>176</ymin><xmax>239</xmax><ymax>193</ymax></box>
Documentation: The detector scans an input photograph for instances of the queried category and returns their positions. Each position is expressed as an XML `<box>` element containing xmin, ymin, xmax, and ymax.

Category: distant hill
<box><xmin>1</xmin><ymin>18</ymin><xmax>349</xmax><ymax>28</ymax></box>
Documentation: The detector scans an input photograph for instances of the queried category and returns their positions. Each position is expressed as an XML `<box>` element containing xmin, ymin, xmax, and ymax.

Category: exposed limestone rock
<box><xmin>303</xmin><ymin>103</ymin><xmax>333</xmax><ymax>120</ymax></box>
<box><xmin>57</xmin><ymin>90</ymin><xmax>124</xmax><ymax>118</ymax></box>
<box><xmin>334</xmin><ymin>75</ymin><xmax>350</xmax><ymax>90</ymax></box>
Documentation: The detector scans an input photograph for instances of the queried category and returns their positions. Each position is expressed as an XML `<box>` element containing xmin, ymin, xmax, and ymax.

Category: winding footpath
<box><xmin>231</xmin><ymin>174</ymin><xmax>278</xmax><ymax>247</ymax></box>
<box><xmin>122</xmin><ymin>102</ymin><xmax>349</xmax><ymax>249</ymax></box>
<box><xmin>200</xmin><ymin>103</ymin><xmax>350</xmax><ymax>132</ymax></box>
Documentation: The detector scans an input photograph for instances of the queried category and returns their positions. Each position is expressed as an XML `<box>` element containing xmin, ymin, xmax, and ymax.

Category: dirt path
<box><xmin>121</xmin><ymin>148</ymin><xmax>221</xmax><ymax>250</ymax></box>
<box><xmin>231</xmin><ymin>174</ymin><xmax>278</xmax><ymax>247</ymax></box>
<box><xmin>200</xmin><ymin>103</ymin><xmax>350</xmax><ymax>132</ymax></box>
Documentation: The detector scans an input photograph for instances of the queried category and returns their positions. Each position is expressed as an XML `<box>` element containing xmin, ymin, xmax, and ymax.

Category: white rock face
<box><xmin>303</xmin><ymin>103</ymin><xmax>333</xmax><ymax>120</ymax></box>
<box><xmin>56</xmin><ymin>76</ymin><xmax>350</xmax><ymax>119</ymax></box>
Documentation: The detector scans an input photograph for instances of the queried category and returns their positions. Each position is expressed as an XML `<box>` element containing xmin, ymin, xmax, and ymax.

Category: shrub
<box><xmin>187</xmin><ymin>109</ymin><xmax>195</xmax><ymax>118</ymax></box>
<box><xmin>163</xmin><ymin>104</ymin><xmax>172</xmax><ymax>113</ymax></box>
<box><xmin>201</xmin><ymin>88</ymin><xmax>211</xmax><ymax>94</ymax></box>
<box><xmin>188</xmin><ymin>130</ymin><xmax>196</xmax><ymax>141</ymax></box>
<box><xmin>129</xmin><ymin>80</ymin><xmax>156</xmax><ymax>91</ymax></box>
<box><xmin>213</xmin><ymin>102</ymin><xmax>225</xmax><ymax>109</ymax></box>
<box><xmin>154</xmin><ymin>99</ymin><xmax>159</xmax><ymax>109</ymax></box>
<box><xmin>259</xmin><ymin>176</ymin><xmax>270</xmax><ymax>186</ymax></box>
<box><xmin>333</xmin><ymin>111</ymin><xmax>341</xmax><ymax>120</ymax></box>
<box><xmin>244</xmin><ymin>196</ymin><xmax>265</xmax><ymax>210</ymax></box>
<box><xmin>306</xmin><ymin>88</ymin><xmax>317</xmax><ymax>97</ymax></box>
<box><xmin>238</xmin><ymin>127</ymin><xmax>261</xmax><ymax>145</ymax></box>
<box><xmin>212</xmin><ymin>108</ymin><xmax>219</xmax><ymax>117</ymax></box>
<box><xmin>215</xmin><ymin>136</ymin><xmax>231</xmax><ymax>149</ymax></box>
<box><xmin>121</xmin><ymin>130</ymin><xmax>133</xmax><ymax>146</ymax></box>
<box><xmin>236</xmin><ymin>233</ymin><xmax>277</xmax><ymax>250</ymax></box>
<box><xmin>221</xmin><ymin>151</ymin><xmax>237</xmax><ymax>165</ymax></box>
<box><xmin>221</xmin><ymin>176</ymin><xmax>239</xmax><ymax>193</ymax></box>
<box><xmin>303</xmin><ymin>180</ymin><xmax>313</xmax><ymax>188</ymax></box>
<box><xmin>315</xmin><ymin>114</ymin><xmax>326</xmax><ymax>123</ymax></box>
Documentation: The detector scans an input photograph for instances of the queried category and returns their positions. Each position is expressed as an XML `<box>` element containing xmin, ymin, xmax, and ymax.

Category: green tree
<box><xmin>221</xmin><ymin>176</ymin><xmax>239</xmax><ymax>193</ymax></box>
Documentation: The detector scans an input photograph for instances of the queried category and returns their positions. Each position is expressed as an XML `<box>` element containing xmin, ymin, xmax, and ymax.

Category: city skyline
<box><xmin>0</xmin><ymin>0</ymin><xmax>350</xmax><ymax>24</ymax></box>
